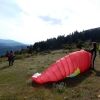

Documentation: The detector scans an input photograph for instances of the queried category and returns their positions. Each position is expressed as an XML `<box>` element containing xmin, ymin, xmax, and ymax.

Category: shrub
<box><xmin>53</xmin><ymin>82</ymin><xmax>66</xmax><ymax>93</ymax></box>
<box><xmin>25</xmin><ymin>54</ymin><xmax>31</xmax><ymax>58</ymax></box>
<box><xmin>15</xmin><ymin>55</ymin><xmax>24</xmax><ymax>60</ymax></box>
<box><xmin>76</xmin><ymin>40</ymin><xmax>83</xmax><ymax>49</ymax></box>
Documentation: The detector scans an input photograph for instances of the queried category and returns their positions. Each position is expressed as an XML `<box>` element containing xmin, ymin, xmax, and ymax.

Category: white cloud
<box><xmin>0</xmin><ymin>0</ymin><xmax>100</xmax><ymax>44</ymax></box>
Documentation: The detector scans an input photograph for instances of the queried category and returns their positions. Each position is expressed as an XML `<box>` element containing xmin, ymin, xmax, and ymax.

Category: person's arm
<box><xmin>84</xmin><ymin>49</ymin><xmax>91</xmax><ymax>53</ymax></box>
<box><xmin>89</xmin><ymin>48</ymin><xmax>94</xmax><ymax>52</ymax></box>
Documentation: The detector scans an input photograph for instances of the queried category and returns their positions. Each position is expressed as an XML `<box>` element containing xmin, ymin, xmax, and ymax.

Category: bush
<box><xmin>76</xmin><ymin>40</ymin><xmax>83</xmax><ymax>49</ymax></box>
<box><xmin>25</xmin><ymin>54</ymin><xmax>31</xmax><ymax>58</ymax></box>
<box><xmin>15</xmin><ymin>55</ymin><xmax>24</xmax><ymax>60</ymax></box>
<box><xmin>53</xmin><ymin>82</ymin><xmax>66</xmax><ymax>93</ymax></box>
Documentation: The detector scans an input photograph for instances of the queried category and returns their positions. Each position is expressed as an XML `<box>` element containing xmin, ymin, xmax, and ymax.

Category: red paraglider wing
<box><xmin>31</xmin><ymin>50</ymin><xmax>91</xmax><ymax>84</ymax></box>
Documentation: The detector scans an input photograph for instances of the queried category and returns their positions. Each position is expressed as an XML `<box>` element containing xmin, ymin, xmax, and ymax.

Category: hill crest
<box><xmin>0</xmin><ymin>39</ymin><xmax>28</xmax><ymax>55</ymax></box>
<box><xmin>0</xmin><ymin>39</ymin><xmax>27</xmax><ymax>46</ymax></box>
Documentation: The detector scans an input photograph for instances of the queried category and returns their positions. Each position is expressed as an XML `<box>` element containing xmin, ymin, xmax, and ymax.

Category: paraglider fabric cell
<box><xmin>31</xmin><ymin>50</ymin><xmax>91</xmax><ymax>84</ymax></box>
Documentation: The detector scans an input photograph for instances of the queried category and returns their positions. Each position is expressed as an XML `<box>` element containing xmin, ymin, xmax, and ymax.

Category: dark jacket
<box><xmin>85</xmin><ymin>47</ymin><xmax>97</xmax><ymax>57</ymax></box>
<box><xmin>90</xmin><ymin>47</ymin><xmax>97</xmax><ymax>57</ymax></box>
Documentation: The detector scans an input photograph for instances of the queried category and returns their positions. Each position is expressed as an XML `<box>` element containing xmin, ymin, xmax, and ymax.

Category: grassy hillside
<box><xmin>0</xmin><ymin>49</ymin><xmax>100</xmax><ymax>100</ymax></box>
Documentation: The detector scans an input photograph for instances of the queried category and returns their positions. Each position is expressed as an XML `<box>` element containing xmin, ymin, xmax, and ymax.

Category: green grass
<box><xmin>0</xmin><ymin>49</ymin><xmax>100</xmax><ymax>100</ymax></box>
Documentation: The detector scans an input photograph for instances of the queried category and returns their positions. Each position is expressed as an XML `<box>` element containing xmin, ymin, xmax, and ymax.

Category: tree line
<box><xmin>1</xmin><ymin>27</ymin><xmax>100</xmax><ymax>57</ymax></box>
<box><xmin>25</xmin><ymin>27</ymin><xmax>100</xmax><ymax>54</ymax></box>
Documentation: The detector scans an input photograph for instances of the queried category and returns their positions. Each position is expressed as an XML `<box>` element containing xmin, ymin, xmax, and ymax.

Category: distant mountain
<box><xmin>0</xmin><ymin>39</ymin><xmax>28</xmax><ymax>55</ymax></box>
<box><xmin>0</xmin><ymin>39</ymin><xmax>27</xmax><ymax>46</ymax></box>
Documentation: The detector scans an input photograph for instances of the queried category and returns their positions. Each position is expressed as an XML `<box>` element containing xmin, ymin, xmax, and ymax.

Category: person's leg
<box><xmin>11</xmin><ymin>57</ymin><xmax>14</xmax><ymax>65</ymax></box>
<box><xmin>8</xmin><ymin>57</ymin><xmax>10</xmax><ymax>66</ymax></box>
<box><xmin>91</xmin><ymin>55</ymin><xmax>95</xmax><ymax>69</ymax></box>
<box><xmin>9</xmin><ymin>59</ymin><xmax>11</xmax><ymax>66</ymax></box>
<box><xmin>92</xmin><ymin>57</ymin><xmax>95</xmax><ymax>69</ymax></box>
<box><xmin>9</xmin><ymin>61</ymin><xmax>10</xmax><ymax>66</ymax></box>
<box><xmin>11</xmin><ymin>57</ymin><xmax>13</xmax><ymax>65</ymax></box>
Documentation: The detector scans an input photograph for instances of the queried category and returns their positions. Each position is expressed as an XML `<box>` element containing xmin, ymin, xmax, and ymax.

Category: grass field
<box><xmin>0</xmin><ymin>49</ymin><xmax>100</xmax><ymax>100</ymax></box>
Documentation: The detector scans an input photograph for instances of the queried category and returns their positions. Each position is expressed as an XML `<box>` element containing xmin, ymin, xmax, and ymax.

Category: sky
<box><xmin>0</xmin><ymin>0</ymin><xmax>100</xmax><ymax>44</ymax></box>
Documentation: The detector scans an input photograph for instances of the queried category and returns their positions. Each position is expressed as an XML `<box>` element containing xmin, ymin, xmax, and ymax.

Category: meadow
<box><xmin>0</xmin><ymin>49</ymin><xmax>100</xmax><ymax>100</ymax></box>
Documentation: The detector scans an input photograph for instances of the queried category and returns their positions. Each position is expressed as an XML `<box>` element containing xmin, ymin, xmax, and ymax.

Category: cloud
<box><xmin>0</xmin><ymin>0</ymin><xmax>23</xmax><ymax>39</ymax></box>
<box><xmin>39</xmin><ymin>15</ymin><xmax>62</xmax><ymax>25</ymax></box>
<box><xmin>0</xmin><ymin>0</ymin><xmax>100</xmax><ymax>44</ymax></box>
<box><xmin>0</xmin><ymin>0</ymin><xmax>22</xmax><ymax>19</ymax></box>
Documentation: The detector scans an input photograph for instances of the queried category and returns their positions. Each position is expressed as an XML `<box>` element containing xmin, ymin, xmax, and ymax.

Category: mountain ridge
<box><xmin>0</xmin><ymin>39</ymin><xmax>28</xmax><ymax>55</ymax></box>
<box><xmin>0</xmin><ymin>39</ymin><xmax>28</xmax><ymax>46</ymax></box>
